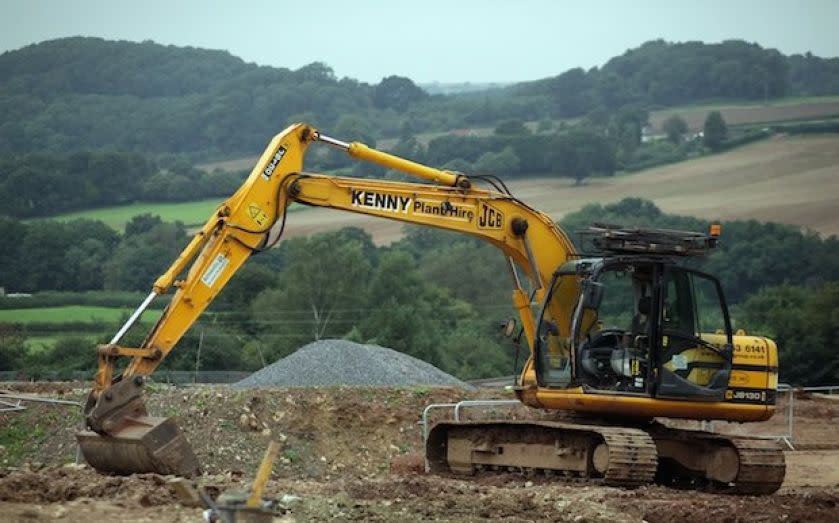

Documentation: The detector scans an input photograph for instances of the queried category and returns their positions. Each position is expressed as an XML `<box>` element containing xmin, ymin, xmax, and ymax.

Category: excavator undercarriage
<box><xmin>427</xmin><ymin>420</ymin><xmax>785</xmax><ymax>494</ymax></box>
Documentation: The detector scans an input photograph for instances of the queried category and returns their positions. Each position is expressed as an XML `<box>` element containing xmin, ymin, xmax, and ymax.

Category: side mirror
<box><xmin>500</xmin><ymin>318</ymin><xmax>517</xmax><ymax>338</ymax></box>
<box><xmin>580</xmin><ymin>280</ymin><xmax>604</xmax><ymax>310</ymax></box>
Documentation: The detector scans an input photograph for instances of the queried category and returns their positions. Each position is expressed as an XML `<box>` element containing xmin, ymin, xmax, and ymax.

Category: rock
<box><xmin>167</xmin><ymin>478</ymin><xmax>202</xmax><ymax>508</ymax></box>
<box><xmin>280</xmin><ymin>494</ymin><xmax>302</xmax><ymax>504</ymax></box>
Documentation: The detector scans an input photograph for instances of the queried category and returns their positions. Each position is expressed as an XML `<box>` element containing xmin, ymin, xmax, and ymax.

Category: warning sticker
<box><xmin>247</xmin><ymin>203</ymin><xmax>268</xmax><ymax>227</ymax></box>
<box><xmin>201</xmin><ymin>254</ymin><xmax>229</xmax><ymax>288</ymax></box>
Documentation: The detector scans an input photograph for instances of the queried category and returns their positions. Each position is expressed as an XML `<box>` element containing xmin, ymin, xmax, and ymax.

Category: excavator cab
<box><xmin>534</xmin><ymin>226</ymin><xmax>733</xmax><ymax>403</ymax></box>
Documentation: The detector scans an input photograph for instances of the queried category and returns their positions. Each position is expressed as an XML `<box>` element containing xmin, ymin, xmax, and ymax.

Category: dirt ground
<box><xmin>269</xmin><ymin>134</ymin><xmax>839</xmax><ymax>243</ymax></box>
<box><xmin>1</xmin><ymin>383</ymin><xmax>839</xmax><ymax>522</ymax></box>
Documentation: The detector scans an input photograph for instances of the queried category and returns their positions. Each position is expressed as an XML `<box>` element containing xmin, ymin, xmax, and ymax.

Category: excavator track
<box><xmin>648</xmin><ymin>424</ymin><xmax>786</xmax><ymax>494</ymax></box>
<box><xmin>598</xmin><ymin>426</ymin><xmax>659</xmax><ymax>486</ymax></box>
<box><xmin>426</xmin><ymin>421</ymin><xmax>658</xmax><ymax>487</ymax></box>
<box><xmin>427</xmin><ymin>421</ymin><xmax>784</xmax><ymax>494</ymax></box>
<box><xmin>725</xmin><ymin>437</ymin><xmax>786</xmax><ymax>494</ymax></box>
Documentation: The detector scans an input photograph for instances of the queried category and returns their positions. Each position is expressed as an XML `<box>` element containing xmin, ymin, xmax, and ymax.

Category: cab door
<box><xmin>655</xmin><ymin>267</ymin><xmax>733</xmax><ymax>401</ymax></box>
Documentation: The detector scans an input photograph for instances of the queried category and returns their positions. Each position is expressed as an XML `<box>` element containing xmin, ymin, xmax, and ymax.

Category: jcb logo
<box><xmin>478</xmin><ymin>203</ymin><xmax>504</xmax><ymax>229</ymax></box>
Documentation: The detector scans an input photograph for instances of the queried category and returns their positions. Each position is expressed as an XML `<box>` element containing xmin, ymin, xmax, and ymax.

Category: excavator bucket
<box><xmin>76</xmin><ymin>376</ymin><xmax>201</xmax><ymax>477</ymax></box>
<box><xmin>77</xmin><ymin>416</ymin><xmax>201</xmax><ymax>476</ymax></box>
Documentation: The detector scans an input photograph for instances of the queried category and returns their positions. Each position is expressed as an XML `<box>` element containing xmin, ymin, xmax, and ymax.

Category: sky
<box><xmin>1</xmin><ymin>0</ymin><xmax>837</xmax><ymax>84</ymax></box>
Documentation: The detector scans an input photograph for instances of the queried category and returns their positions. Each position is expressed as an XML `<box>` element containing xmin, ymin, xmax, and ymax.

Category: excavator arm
<box><xmin>77</xmin><ymin>123</ymin><xmax>577</xmax><ymax>476</ymax></box>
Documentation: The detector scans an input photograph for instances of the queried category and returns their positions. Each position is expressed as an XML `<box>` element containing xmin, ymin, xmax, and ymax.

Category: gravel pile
<box><xmin>234</xmin><ymin>339</ymin><xmax>470</xmax><ymax>389</ymax></box>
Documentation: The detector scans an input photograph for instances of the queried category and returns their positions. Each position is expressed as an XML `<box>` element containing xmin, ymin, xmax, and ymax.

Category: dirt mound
<box><xmin>3</xmin><ymin>384</ymin><xmax>839</xmax><ymax>522</ymax></box>
<box><xmin>234</xmin><ymin>339</ymin><xmax>470</xmax><ymax>388</ymax></box>
<box><xmin>636</xmin><ymin>487</ymin><xmax>839</xmax><ymax>523</ymax></box>
<box><xmin>0</xmin><ymin>465</ymin><xmax>178</xmax><ymax>506</ymax></box>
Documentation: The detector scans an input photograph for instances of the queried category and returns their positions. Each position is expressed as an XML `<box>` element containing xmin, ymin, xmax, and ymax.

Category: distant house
<box><xmin>641</xmin><ymin>125</ymin><xmax>665</xmax><ymax>143</ymax></box>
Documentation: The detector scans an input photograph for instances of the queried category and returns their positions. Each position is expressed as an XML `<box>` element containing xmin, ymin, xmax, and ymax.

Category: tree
<box><xmin>613</xmin><ymin>107</ymin><xmax>648</xmax><ymax>147</ymax></box>
<box><xmin>213</xmin><ymin>264</ymin><xmax>280</xmax><ymax>311</ymax></box>
<box><xmin>103</xmin><ymin>222</ymin><xmax>188</xmax><ymax>291</ymax></box>
<box><xmin>740</xmin><ymin>283</ymin><xmax>839</xmax><ymax>385</ymax></box>
<box><xmin>662</xmin><ymin>115</ymin><xmax>688</xmax><ymax>144</ymax></box>
<box><xmin>547</xmin><ymin>130</ymin><xmax>616</xmax><ymax>184</ymax></box>
<box><xmin>159</xmin><ymin>324</ymin><xmax>250</xmax><ymax>372</ymax></box>
<box><xmin>0</xmin><ymin>218</ymin><xmax>28</xmax><ymax>291</ymax></box>
<box><xmin>703</xmin><ymin>111</ymin><xmax>728</xmax><ymax>150</ymax></box>
<box><xmin>437</xmin><ymin>324</ymin><xmax>512</xmax><ymax>379</ymax></box>
<box><xmin>248</xmin><ymin>230</ymin><xmax>373</xmax><ymax>361</ymax></box>
<box><xmin>125</xmin><ymin>213</ymin><xmax>164</xmax><ymax>237</ymax></box>
<box><xmin>324</xmin><ymin>115</ymin><xmax>378</xmax><ymax>170</ymax></box>
<box><xmin>473</xmin><ymin>147</ymin><xmax>520</xmax><ymax>176</ymax></box>
<box><xmin>373</xmin><ymin>76</ymin><xmax>429</xmax><ymax>112</ymax></box>
<box><xmin>26</xmin><ymin>336</ymin><xmax>96</xmax><ymax>378</ymax></box>
<box><xmin>0</xmin><ymin>323</ymin><xmax>26</xmax><ymax>371</ymax></box>
<box><xmin>417</xmin><ymin>241</ymin><xmax>509</xmax><ymax>309</ymax></box>
<box><xmin>64</xmin><ymin>238</ymin><xmax>109</xmax><ymax>290</ymax></box>
<box><xmin>18</xmin><ymin>221</ymin><xmax>78</xmax><ymax>291</ymax></box>
<box><xmin>359</xmin><ymin>250</ymin><xmax>452</xmax><ymax>366</ymax></box>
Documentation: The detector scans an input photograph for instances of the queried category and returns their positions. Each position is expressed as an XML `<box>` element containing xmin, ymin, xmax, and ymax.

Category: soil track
<box><xmin>1</xmin><ymin>384</ymin><xmax>838</xmax><ymax>522</ymax></box>
<box><xmin>274</xmin><ymin>134</ymin><xmax>839</xmax><ymax>243</ymax></box>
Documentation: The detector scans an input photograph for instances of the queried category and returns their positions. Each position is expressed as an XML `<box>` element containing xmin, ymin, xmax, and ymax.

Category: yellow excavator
<box><xmin>77</xmin><ymin>123</ymin><xmax>784</xmax><ymax>493</ymax></box>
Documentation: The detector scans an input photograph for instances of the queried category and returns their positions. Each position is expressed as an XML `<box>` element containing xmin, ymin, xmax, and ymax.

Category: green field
<box><xmin>41</xmin><ymin>199</ymin><xmax>307</xmax><ymax>231</ymax></box>
<box><xmin>23</xmin><ymin>334</ymin><xmax>97</xmax><ymax>352</ymax></box>
<box><xmin>0</xmin><ymin>306</ymin><xmax>163</xmax><ymax>323</ymax></box>
<box><xmin>38</xmin><ymin>199</ymin><xmax>225</xmax><ymax>230</ymax></box>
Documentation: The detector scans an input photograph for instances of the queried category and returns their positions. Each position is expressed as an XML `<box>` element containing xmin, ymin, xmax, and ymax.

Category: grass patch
<box><xmin>38</xmin><ymin>199</ymin><xmax>307</xmax><ymax>231</ymax></box>
<box><xmin>38</xmin><ymin>199</ymin><xmax>225</xmax><ymax>230</ymax></box>
<box><xmin>0</xmin><ymin>418</ymin><xmax>46</xmax><ymax>465</ymax></box>
<box><xmin>282</xmin><ymin>448</ymin><xmax>300</xmax><ymax>463</ymax></box>
<box><xmin>23</xmin><ymin>335</ymin><xmax>60</xmax><ymax>352</ymax></box>
<box><xmin>23</xmin><ymin>334</ymin><xmax>101</xmax><ymax>353</ymax></box>
<box><xmin>0</xmin><ymin>306</ymin><xmax>163</xmax><ymax>324</ymax></box>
